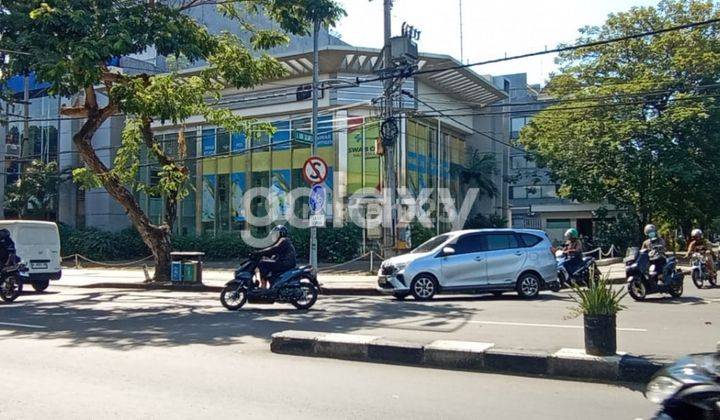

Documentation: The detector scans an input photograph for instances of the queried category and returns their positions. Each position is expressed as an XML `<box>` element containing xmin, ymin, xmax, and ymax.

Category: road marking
<box><xmin>0</xmin><ymin>322</ymin><xmax>46</xmax><ymax>329</ymax></box>
<box><xmin>467</xmin><ymin>320</ymin><xmax>647</xmax><ymax>332</ymax></box>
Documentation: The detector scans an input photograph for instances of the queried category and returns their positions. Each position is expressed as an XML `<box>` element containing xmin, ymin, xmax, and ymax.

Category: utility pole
<box><xmin>22</xmin><ymin>75</ymin><xmax>29</xmax><ymax>162</ymax></box>
<box><xmin>0</xmin><ymin>101</ymin><xmax>6</xmax><ymax>219</ymax></box>
<box><xmin>309</xmin><ymin>17</ymin><xmax>320</xmax><ymax>271</ymax></box>
<box><xmin>459</xmin><ymin>0</ymin><xmax>464</xmax><ymax>63</ymax></box>
<box><xmin>382</xmin><ymin>0</ymin><xmax>397</xmax><ymax>256</ymax></box>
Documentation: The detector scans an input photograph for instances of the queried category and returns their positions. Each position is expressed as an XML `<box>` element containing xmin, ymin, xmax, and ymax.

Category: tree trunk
<box><xmin>70</xmin><ymin>103</ymin><xmax>172</xmax><ymax>282</ymax></box>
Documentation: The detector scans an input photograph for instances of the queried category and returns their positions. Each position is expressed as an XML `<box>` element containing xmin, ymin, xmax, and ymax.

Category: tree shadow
<box><xmin>0</xmin><ymin>291</ymin><xmax>477</xmax><ymax>351</ymax></box>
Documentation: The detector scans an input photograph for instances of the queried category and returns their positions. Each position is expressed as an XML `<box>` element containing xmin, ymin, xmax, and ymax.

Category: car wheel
<box><xmin>516</xmin><ymin>273</ymin><xmax>540</xmax><ymax>299</ymax></box>
<box><xmin>410</xmin><ymin>275</ymin><xmax>438</xmax><ymax>301</ymax></box>
<box><xmin>32</xmin><ymin>279</ymin><xmax>50</xmax><ymax>292</ymax></box>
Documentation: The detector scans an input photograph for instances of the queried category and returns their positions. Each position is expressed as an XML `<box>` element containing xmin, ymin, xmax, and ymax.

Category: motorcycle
<box><xmin>0</xmin><ymin>263</ymin><xmax>28</xmax><ymax>303</ymax></box>
<box><xmin>690</xmin><ymin>252</ymin><xmax>718</xmax><ymax>289</ymax></box>
<box><xmin>625</xmin><ymin>247</ymin><xmax>684</xmax><ymax>301</ymax></box>
<box><xmin>220</xmin><ymin>254</ymin><xmax>319</xmax><ymax>311</ymax></box>
<box><xmin>555</xmin><ymin>250</ymin><xmax>599</xmax><ymax>288</ymax></box>
<box><xmin>645</xmin><ymin>346</ymin><xmax>720</xmax><ymax>419</ymax></box>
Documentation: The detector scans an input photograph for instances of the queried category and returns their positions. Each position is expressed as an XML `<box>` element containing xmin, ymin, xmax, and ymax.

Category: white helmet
<box><xmin>643</xmin><ymin>224</ymin><xmax>657</xmax><ymax>237</ymax></box>
<box><xmin>692</xmin><ymin>228</ymin><xmax>703</xmax><ymax>238</ymax></box>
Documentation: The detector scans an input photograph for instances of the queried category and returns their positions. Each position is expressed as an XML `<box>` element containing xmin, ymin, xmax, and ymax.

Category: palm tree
<box><xmin>454</xmin><ymin>148</ymin><xmax>498</xmax><ymax>198</ymax></box>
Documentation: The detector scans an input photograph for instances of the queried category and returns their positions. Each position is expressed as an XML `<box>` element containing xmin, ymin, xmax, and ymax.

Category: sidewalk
<box><xmin>54</xmin><ymin>260</ymin><xmax>653</xmax><ymax>295</ymax></box>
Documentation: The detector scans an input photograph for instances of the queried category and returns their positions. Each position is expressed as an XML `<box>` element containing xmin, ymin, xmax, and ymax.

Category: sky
<box><xmin>334</xmin><ymin>0</ymin><xmax>660</xmax><ymax>86</ymax></box>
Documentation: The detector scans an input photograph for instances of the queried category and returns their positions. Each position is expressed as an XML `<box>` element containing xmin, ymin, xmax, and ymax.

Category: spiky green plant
<box><xmin>568</xmin><ymin>273</ymin><xmax>627</xmax><ymax>318</ymax></box>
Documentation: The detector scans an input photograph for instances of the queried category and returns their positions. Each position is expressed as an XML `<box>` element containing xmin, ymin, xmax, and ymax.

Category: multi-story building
<box><xmin>2</xmin><ymin>7</ymin><xmax>514</xmax><ymax>245</ymax></box>
<box><xmin>504</xmin><ymin>73</ymin><xmax>603</xmax><ymax>243</ymax></box>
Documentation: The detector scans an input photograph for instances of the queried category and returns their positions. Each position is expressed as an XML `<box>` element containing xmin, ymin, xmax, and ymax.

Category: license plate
<box><xmin>31</xmin><ymin>262</ymin><xmax>47</xmax><ymax>269</ymax></box>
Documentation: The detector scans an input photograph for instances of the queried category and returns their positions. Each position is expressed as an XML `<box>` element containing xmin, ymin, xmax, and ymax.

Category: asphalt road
<box><xmin>1</xmin><ymin>285</ymin><xmax>716</xmax><ymax>419</ymax></box>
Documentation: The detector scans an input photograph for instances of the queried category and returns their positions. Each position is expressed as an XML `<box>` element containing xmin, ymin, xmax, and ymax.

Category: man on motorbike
<box><xmin>0</xmin><ymin>229</ymin><xmax>17</xmax><ymax>268</ymax></box>
<box><xmin>641</xmin><ymin>224</ymin><xmax>666</xmax><ymax>252</ymax></box>
<box><xmin>687</xmin><ymin>228</ymin><xmax>716</xmax><ymax>281</ymax></box>
<box><xmin>562</xmin><ymin>228</ymin><xmax>583</xmax><ymax>275</ymax></box>
<box><xmin>251</xmin><ymin>225</ymin><xmax>297</xmax><ymax>289</ymax></box>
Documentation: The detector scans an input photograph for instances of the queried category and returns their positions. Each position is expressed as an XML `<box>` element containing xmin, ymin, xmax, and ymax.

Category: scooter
<box><xmin>0</xmin><ymin>262</ymin><xmax>28</xmax><ymax>303</ymax></box>
<box><xmin>690</xmin><ymin>252</ymin><xmax>718</xmax><ymax>289</ymax></box>
<box><xmin>645</xmin><ymin>345</ymin><xmax>720</xmax><ymax>419</ymax></box>
<box><xmin>219</xmin><ymin>254</ymin><xmax>319</xmax><ymax>311</ymax></box>
<box><xmin>555</xmin><ymin>250</ymin><xmax>599</xmax><ymax>288</ymax></box>
<box><xmin>625</xmin><ymin>247</ymin><xmax>684</xmax><ymax>301</ymax></box>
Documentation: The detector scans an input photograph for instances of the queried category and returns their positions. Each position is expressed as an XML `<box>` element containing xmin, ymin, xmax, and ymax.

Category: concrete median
<box><xmin>270</xmin><ymin>330</ymin><xmax>666</xmax><ymax>384</ymax></box>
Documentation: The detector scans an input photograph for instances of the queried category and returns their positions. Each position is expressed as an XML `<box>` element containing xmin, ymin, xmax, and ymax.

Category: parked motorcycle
<box><xmin>645</xmin><ymin>346</ymin><xmax>720</xmax><ymax>419</ymax></box>
<box><xmin>0</xmin><ymin>263</ymin><xmax>28</xmax><ymax>303</ymax></box>
<box><xmin>625</xmin><ymin>247</ymin><xmax>684</xmax><ymax>301</ymax></box>
<box><xmin>220</xmin><ymin>254</ymin><xmax>319</xmax><ymax>311</ymax></box>
<box><xmin>555</xmin><ymin>250</ymin><xmax>599</xmax><ymax>288</ymax></box>
<box><xmin>690</xmin><ymin>252</ymin><xmax>718</xmax><ymax>289</ymax></box>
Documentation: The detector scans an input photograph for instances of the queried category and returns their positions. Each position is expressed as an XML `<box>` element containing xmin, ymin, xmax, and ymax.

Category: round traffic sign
<box><xmin>309</xmin><ymin>184</ymin><xmax>326</xmax><ymax>214</ymax></box>
<box><xmin>302</xmin><ymin>156</ymin><xmax>329</xmax><ymax>185</ymax></box>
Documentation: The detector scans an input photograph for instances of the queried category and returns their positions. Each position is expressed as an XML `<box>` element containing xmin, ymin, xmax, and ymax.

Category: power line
<box><xmin>411</xmin><ymin>17</ymin><xmax>720</xmax><ymax>78</ymax></box>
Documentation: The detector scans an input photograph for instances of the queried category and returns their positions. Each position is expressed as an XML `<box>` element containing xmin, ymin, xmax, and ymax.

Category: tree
<box><xmin>0</xmin><ymin>0</ymin><xmax>345</xmax><ymax>281</ymax></box>
<box><xmin>521</xmin><ymin>0</ymin><xmax>720</xmax><ymax>236</ymax></box>
<box><xmin>5</xmin><ymin>160</ymin><xmax>61</xmax><ymax>220</ymax></box>
<box><xmin>454</xmin><ymin>148</ymin><xmax>498</xmax><ymax>198</ymax></box>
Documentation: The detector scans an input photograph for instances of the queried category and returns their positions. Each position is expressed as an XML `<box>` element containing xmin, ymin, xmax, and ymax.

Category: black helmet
<box><xmin>0</xmin><ymin>229</ymin><xmax>9</xmax><ymax>239</ymax></box>
<box><xmin>271</xmin><ymin>225</ymin><xmax>288</xmax><ymax>238</ymax></box>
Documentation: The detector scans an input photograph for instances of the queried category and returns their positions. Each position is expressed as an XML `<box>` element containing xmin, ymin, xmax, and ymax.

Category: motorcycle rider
<box><xmin>687</xmin><ymin>228</ymin><xmax>716</xmax><ymax>282</ymax></box>
<box><xmin>641</xmin><ymin>224</ymin><xmax>666</xmax><ymax>253</ymax></box>
<box><xmin>641</xmin><ymin>224</ymin><xmax>669</xmax><ymax>282</ymax></box>
<box><xmin>0</xmin><ymin>229</ymin><xmax>17</xmax><ymax>268</ymax></box>
<box><xmin>251</xmin><ymin>225</ymin><xmax>297</xmax><ymax>289</ymax></box>
<box><xmin>561</xmin><ymin>228</ymin><xmax>583</xmax><ymax>276</ymax></box>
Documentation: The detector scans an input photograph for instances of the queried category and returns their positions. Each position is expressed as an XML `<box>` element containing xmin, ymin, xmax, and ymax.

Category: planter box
<box><xmin>584</xmin><ymin>314</ymin><xmax>617</xmax><ymax>356</ymax></box>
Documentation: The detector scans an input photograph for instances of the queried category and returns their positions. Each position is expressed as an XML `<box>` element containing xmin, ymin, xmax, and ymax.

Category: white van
<box><xmin>0</xmin><ymin>221</ymin><xmax>62</xmax><ymax>291</ymax></box>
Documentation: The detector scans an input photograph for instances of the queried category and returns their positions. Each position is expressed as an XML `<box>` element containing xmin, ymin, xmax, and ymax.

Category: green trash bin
<box><xmin>182</xmin><ymin>261</ymin><xmax>197</xmax><ymax>283</ymax></box>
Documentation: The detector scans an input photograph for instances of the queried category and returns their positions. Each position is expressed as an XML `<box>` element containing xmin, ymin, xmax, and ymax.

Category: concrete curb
<box><xmin>69</xmin><ymin>282</ymin><xmax>382</xmax><ymax>296</ymax></box>
<box><xmin>595</xmin><ymin>257</ymin><xmax>623</xmax><ymax>267</ymax></box>
<box><xmin>270</xmin><ymin>330</ymin><xmax>667</xmax><ymax>384</ymax></box>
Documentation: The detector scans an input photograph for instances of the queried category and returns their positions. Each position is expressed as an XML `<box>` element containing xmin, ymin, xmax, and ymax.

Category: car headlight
<box><xmin>394</xmin><ymin>263</ymin><xmax>408</xmax><ymax>272</ymax></box>
<box><xmin>646</xmin><ymin>376</ymin><xmax>683</xmax><ymax>404</ymax></box>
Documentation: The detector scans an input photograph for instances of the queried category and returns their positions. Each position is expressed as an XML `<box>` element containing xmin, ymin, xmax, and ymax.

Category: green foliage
<box><xmin>410</xmin><ymin>220</ymin><xmax>435</xmax><ymax>249</ymax></box>
<box><xmin>520</xmin><ymin>0</ymin><xmax>720</xmax><ymax>231</ymax></box>
<box><xmin>5</xmin><ymin>160</ymin><xmax>61</xmax><ymax>219</ymax></box>
<box><xmin>568</xmin><ymin>274</ymin><xmax>627</xmax><ymax>317</ymax></box>
<box><xmin>592</xmin><ymin>209</ymin><xmax>642</xmax><ymax>253</ymax></box>
<box><xmin>463</xmin><ymin>213</ymin><xmax>508</xmax><ymax>229</ymax></box>
<box><xmin>59</xmin><ymin>224</ymin><xmax>361</xmax><ymax>263</ymax></box>
<box><xmin>453</xmin><ymin>148</ymin><xmax>498</xmax><ymax>198</ymax></box>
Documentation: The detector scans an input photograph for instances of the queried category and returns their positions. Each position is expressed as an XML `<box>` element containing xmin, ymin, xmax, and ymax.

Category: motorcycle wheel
<box><xmin>627</xmin><ymin>280</ymin><xmax>647</xmax><ymax>301</ymax></box>
<box><xmin>709</xmin><ymin>276</ymin><xmax>717</xmax><ymax>287</ymax></box>
<box><xmin>291</xmin><ymin>277</ymin><xmax>318</xmax><ymax>310</ymax></box>
<box><xmin>668</xmin><ymin>281</ymin><xmax>683</xmax><ymax>298</ymax></box>
<box><xmin>220</xmin><ymin>285</ymin><xmax>247</xmax><ymax>311</ymax></box>
<box><xmin>0</xmin><ymin>276</ymin><xmax>21</xmax><ymax>303</ymax></box>
<box><xmin>691</xmin><ymin>271</ymin><xmax>704</xmax><ymax>289</ymax></box>
<box><xmin>591</xmin><ymin>263</ymin><xmax>601</xmax><ymax>284</ymax></box>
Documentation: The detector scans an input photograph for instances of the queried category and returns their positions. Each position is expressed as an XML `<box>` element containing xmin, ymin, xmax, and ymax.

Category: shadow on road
<box><xmin>0</xmin><ymin>291</ymin><xmax>477</xmax><ymax>350</ymax></box>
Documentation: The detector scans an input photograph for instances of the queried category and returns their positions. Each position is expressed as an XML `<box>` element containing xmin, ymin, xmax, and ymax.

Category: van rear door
<box><xmin>16</xmin><ymin>225</ymin><xmax>61</xmax><ymax>273</ymax></box>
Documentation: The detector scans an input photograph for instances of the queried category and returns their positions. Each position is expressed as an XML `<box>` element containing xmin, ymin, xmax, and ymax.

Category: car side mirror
<box><xmin>442</xmin><ymin>246</ymin><xmax>455</xmax><ymax>256</ymax></box>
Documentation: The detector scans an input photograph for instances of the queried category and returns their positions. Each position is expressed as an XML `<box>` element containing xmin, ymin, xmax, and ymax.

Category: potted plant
<box><xmin>568</xmin><ymin>273</ymin><xmax>627</xmax><ymax>356</ymax></box>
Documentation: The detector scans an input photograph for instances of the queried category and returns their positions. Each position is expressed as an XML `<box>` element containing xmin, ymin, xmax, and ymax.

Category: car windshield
<box><xmin>411</xmin><ymin>234</ymin><xmax>451</xmax><ymax>254</ymax></box>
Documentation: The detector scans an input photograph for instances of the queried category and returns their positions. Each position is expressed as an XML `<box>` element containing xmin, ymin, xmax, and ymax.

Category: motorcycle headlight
<box><xmin>646</xmin><ymin>376</ymin><xmax>683</xmax><ymax>404</ymax></box>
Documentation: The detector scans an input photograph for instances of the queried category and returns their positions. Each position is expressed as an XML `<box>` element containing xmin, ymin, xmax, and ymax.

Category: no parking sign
<box><xmin>302</xmin><ymin>156</ymin><xmax>328</xmax><ymax>185</ymax></box>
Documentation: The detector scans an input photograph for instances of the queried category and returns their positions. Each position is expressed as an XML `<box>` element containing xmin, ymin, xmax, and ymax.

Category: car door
<box><xmin>440</xmin><ymin>233</ymin><xmax>487</xmax><ymax>288</ymax></box>
<box><xmin>483</xmin><ymin>232</ymin><xmax>527</xmax><ymax>287</ymax></box>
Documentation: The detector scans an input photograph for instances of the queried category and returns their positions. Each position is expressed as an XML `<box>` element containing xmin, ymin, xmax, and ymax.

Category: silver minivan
<box><xmin>377</xmin><ymin>229</ymin><xmax>559</xmax><ymax>300</ymax></box>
